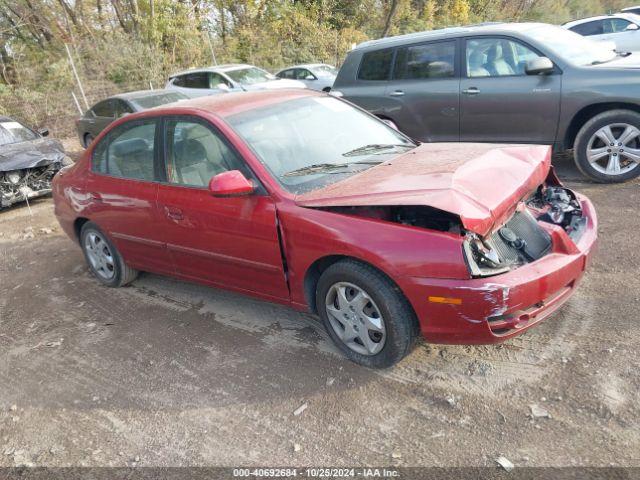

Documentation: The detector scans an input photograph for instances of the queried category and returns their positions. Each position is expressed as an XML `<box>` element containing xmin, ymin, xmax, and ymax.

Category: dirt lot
<box><xmin>0</xmin><ymin>144</ymin><xmax>639</xmax><ymax>471</ymax></box>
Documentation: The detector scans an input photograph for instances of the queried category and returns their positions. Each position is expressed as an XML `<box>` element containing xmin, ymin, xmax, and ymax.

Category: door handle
<box><xmin>389</xmin><ymin>90</ymin><xmax>405</xmax><ymax>97</ymax></box>
<box><xmin>164</xmin><ymin>206</ymin><xmax>183</xmax><ymax>221</ymax></box>
<box><xmin>462</xmin><ymin>87</ymin><xmax>480</xmax><ymax>95</ymax></box>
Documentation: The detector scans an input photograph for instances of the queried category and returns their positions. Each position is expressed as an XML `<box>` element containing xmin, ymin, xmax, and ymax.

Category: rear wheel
<box><xmin>80</xmin><ymin>222</ymin><xmax>138</xmax><ymax>287</ymax></box>
<box><xmin>574</xmin><ymin>110</ymin><xmax>640</xmax><ymax>183</ymax></box>
<box><xmin>316</xmin><ymin>259</ymin><xmax>418</xmax><ymax>368</ymax></box>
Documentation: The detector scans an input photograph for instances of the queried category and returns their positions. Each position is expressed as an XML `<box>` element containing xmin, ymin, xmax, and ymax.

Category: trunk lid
<box><xmin>295</xmin><ymin>143</ymin><xmax>551</xmax><ymax>236</ymax></box>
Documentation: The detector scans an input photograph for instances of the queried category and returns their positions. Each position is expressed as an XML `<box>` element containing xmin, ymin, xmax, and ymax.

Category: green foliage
<box><xmin>0</xmin><ymin>0</ymin><xmax>630</xmax><ymax>136</ymax></box>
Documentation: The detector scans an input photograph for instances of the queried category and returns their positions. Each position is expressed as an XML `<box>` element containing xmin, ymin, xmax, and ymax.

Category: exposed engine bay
<box><xmin>464</xmin><ymin>185</ymin><xmax>585</xmax><ymax>277</ymax></box>
<box><xmin>0</xmin><ymin>163</ymin><xmax>62</xmax><ymax>208</ymax></box>
<box><xmin>318</xmin><ymin>184</ymin><xmax>585</xmax><ymax>279</ymax></box>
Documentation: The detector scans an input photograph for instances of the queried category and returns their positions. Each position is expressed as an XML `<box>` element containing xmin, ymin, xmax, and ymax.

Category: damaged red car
<box><xmin>52</xmin><ymin>90</ymin><xmax>597</xmax><ymax>368</ymax></box>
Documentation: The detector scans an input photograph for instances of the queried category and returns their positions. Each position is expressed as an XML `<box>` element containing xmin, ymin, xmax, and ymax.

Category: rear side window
<box><xmin>393</xmin><ymin>41</ymin><xmax>456</xmax><ymax>80</ymax></box>
<box><xmin>358</xmin><ymin>49</ymin><xmax>393</xmax><ymax>80</ymax></box>
<box><xmin>92</xmin><ymin>120</ymin><xmax>157</xmax><ymax>181</ymax></box>
<box><xmin>569</xmin><ymin>20</ymin><xmax>604</xmax><ymax>36</ymax></box>
<box><xmin>278</xmin><ymin>69</ymin><xmax>294</xmax><ymax>79</ymax></box>
<box><xmin>174</xmin><ymin>72</ymin><xmax>209</xmax><ymax>89</ymax></box>
<box><xmin>92</xmin><ymin>100</ymin><xmax>115</xmax><ymax>118</ymax></box>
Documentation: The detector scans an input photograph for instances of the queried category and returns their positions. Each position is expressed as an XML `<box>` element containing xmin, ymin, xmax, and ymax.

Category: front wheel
<box><xmin>574</xmin><ymin>109</ymin><xmax>640</xmax><ymax>183</ymax></box>
<box><xmin>80</xmin><ymin>222</ymin><xmax>138</xmax><ymax>287</ymax></box>
<box><xmin>316</xmin><ymin>260</ymin><xmax>418</xmax><ymax>368</ymax></box>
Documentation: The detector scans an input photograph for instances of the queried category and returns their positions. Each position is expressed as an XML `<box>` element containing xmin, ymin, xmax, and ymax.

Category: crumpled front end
<box><xmin>0</xmin><ymin>163</ymin><xmax>62</xmax><ymax>208</ymax></box>
<box><xmin>397</xmin><ymin>177</ymin><xmax>598</xmax><ymax>344</ymax></box>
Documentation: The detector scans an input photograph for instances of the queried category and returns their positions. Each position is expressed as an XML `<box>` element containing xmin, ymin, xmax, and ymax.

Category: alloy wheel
<box><xmin>84</xmin><ymin>231</ymin><xmax>115</xmax><ymax>280</ymax></box>
<box><xmin>324</xmin><ymin>282</ymin><xmax>386</xmax><ymax>356</ymax></box>
<box><xmin>587</xmin><ymin>123</ymin><xmax>640</xmax><ymax>176</ymax></box>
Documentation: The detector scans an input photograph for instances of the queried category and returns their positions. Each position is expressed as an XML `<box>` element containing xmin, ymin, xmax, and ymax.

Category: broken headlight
<box><xmin>6</xmin><ymin>171</ymin><xmax>21</xmax><ymax>184</ymax></box>
<box><xmin>463</xmin><ymin>233</ymin><xmax>512</xmax><ymax>277</ymax></box>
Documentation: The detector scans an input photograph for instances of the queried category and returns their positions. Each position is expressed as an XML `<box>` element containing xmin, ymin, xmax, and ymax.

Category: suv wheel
<box><xmin>316</xmin><ymin>259</ymin><xmax>418</xmax><ymax>368</ymax></box>
<box><xmin>574</xmin><ymin>109</ymin><xmax>640</xmax><ymax>183</ymax></box>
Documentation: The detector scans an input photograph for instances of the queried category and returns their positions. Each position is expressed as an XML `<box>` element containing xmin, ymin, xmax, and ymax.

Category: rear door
<box><xmin>155</xmin><ymin>116</ymin><xmax>289</xmax><ymax>300</ymax></box>
<box><xmin>383</xmin><ymin>39</ymin><xmax>460</xmax><ymax>142</ymax></box>
<box><xmin>85</xmin><ymin>118</ymin><xmax>171</xmax><ymax>274</ymax></box>
<box><xmin>459</xmin><ymin>36</ymin><xmax>561</xmax><ymax>143</ymax></box>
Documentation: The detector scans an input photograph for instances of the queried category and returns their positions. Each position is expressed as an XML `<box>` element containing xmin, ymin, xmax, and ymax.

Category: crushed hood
<box><xmin>295</xmin><ymin>143</ymin><xmax>551</xmax><ymax>236</ymax></box>
<box><xmin>0</xmin><ymin>138</ymin><xmax>66</xmax><ymax>172</ymax></box>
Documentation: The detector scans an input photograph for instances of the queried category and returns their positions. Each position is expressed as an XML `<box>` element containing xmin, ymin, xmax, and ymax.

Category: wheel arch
<box><xmin>303</xmin><ymin>254</ymin><xmax>412</xmax><ymax>317</ymax></box>
<box><xmin>564</xmin><ymin>102</ymin><xmax>640</xmax><ymax>150</ymax></box>
<box><xmin>73</xmin><ymin>217</ymin><xmax>90</xmax><ymax>241</ymax></box>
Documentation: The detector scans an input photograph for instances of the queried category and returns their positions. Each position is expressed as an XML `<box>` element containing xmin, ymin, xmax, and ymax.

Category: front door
<box><xmin>156</xmin><ymin>116</ymin><xmax>289</xmax><ymax>301</ymax></box>
<box><xmin>459</xmin><ymin>36</ymin><xmax>562</xmax><ymax>144</ymax></box>
<box><xmin>383</xmin><ymin>39</ymin><xmax>460</xmax><ymax>142</ymax></box>
<box><xmin>84</xmin><ymin>118</ymin><xmax>171</xmax><ymax>274</ymax></box>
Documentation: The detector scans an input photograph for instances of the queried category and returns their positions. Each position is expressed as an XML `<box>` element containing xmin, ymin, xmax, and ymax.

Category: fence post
<box><xmin>71</xmin><ymin>91</ymin><xmax>83</xmax><ymax>115</ymax></box>
<box><xmin>65</xmin><ymin>43</ymin><xmax>90</xmax><ymax>110</ymax></box>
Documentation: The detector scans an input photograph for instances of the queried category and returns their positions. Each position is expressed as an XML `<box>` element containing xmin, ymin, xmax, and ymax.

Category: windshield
<box><xmin>225</xmin><ymin>67</ymin><xmax>275</xmax><ymax>85</ymax></box>
<box><xmin>527</xmin><ymin>24</ymin><xmax>617</xmax><ymax>66</ymax></box>
<box><xmin>227</xmin><ymin>96</ymin><xmax>416</xmax><ymax>194</ymax></box>
<box><xmin>315</xmin><ymin>65</ymin><xmax>339</xmax><ymax>76</ymax></box>
<box><xmin>130</xmin><ymin>92</ymin><xmax>189</xmax><ymax>109</ymax></box>
<box><xmin>0</xmin><ymin>120</ymin><xmax>38</xmax><ymax>146</ymax></box>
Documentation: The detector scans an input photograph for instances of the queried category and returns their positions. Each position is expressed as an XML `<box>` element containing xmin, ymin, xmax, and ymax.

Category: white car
<box><xmin>563</xmin><ymin>13</ymin><xmax>640</xmax><ymax>52</ymax></box>
<box><xmin>166</xmin><ymin>64</ymin><xmax>306</xmax><ymax>97</ymax></box>
<box><xmin>275</xmin><ymin>64</ymin><xmax>338</xmax><ymax>91</ymax></box>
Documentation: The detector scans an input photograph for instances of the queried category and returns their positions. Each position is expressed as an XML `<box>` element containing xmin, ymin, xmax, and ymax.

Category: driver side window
<box><xmin>466</xmin><ymin>38</ymin><xmax>541</xmax><ymax>78</ymax></box>
<box><xmin>165</xmin><ymin>119</ymin><xmax>243</xmax><ymax>188</ymax></box>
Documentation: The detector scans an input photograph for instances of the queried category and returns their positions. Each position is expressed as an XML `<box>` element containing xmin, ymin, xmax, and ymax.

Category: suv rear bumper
<box><xmin>399</xmin><ymin>194</ymin><xmax>597</xmax><ymax>344</ymax></box>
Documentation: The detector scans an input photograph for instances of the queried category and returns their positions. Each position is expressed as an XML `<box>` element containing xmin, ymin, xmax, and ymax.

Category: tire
<box><xmin>316</xmin><ymin>259</ymin><xmax>418</xmax><ymax>368</ymax></box>
<box><xmin>80</xmin><ymin>222</ymin><xmax>138</xmax><ymax>287</ymax></box>
<box><xmin>83</xmin><ymin>133</ymin><xmax>94</xmax><ymax>149</ymax></box>
<box><xmin>574</xmin><ymin>109</ymin><xmax>640</xmax><ymax>183</ymax></box>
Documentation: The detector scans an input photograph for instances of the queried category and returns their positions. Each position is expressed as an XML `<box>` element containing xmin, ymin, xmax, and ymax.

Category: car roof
<box><xmin>140</xmin><ymin>89</ymin><xmax>322</xmax><ymax>119</ymax></box>
<box><xmin>353</xmin><ymin>22</ymin><xmax>549</xmax><ymax>50</ymax></box>
<box><xmin>563</xmin><ymin>13</ymin><xmax>640</xmax><ymax>27</ymax></box>
<box><xmin>621</xmin><ymin>5</ymin><xmax>640</xmax><ymax>10</ymax></box>
<box><xmin>278</xmin><ymin>63</ymin><xmax>332</xmax><ymax>71</ymax></box>
<box><xmin>111</xmin><ymin>89</ymin><xmax>184</xmax><ymax>101</ymax></box>
<box><xmin>169</xmin><ymin>64</ymin><xmax>258</xmax><ymax>78</ymax></box>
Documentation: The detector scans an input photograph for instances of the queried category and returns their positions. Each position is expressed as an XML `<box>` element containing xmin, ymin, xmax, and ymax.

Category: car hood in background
<box><xmin>0</xmin><ymin>138</ymin><xmax>66</xmax><ymax>172</ymax></box>
<box><xmin>243</xmin><ymin>79</ymin><xmax>307</xmax><ymax>90</ymax></box>
<box><xmin>295</xmin><ymin>143</ymin><xmax>551</xmax><ymax>236</ymax></box>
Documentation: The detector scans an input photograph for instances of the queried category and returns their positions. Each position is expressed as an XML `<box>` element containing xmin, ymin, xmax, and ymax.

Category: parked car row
<box><xmin>332</xmin><ymin>22</ymin><xmax>640</xmax><ymax>183</ymax></box>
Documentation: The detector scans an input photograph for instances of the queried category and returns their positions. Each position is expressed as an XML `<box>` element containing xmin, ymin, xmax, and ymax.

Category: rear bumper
<box><xmin>399</xmin><ymin>195</ymin><xmax>597</xmax><ymax>344</ymax></box>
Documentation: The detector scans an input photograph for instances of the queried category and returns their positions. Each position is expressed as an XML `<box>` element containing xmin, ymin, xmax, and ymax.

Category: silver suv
<box><xmin>333</xmin><ymin>22</ymin><xmax>640</xmax><ymax>183</ymax></box>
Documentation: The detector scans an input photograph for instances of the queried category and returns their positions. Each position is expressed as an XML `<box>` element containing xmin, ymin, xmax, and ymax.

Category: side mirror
<box><xmin>209</xmin><ymin>170</ymin><xmax>254</xmax><ymax>197</ymax></box>
<box><xmin>216</xmin><ymin>83</ymin><xmax>231</xmax><ymax>92</ymax></box>
<box><xmin>525</xmin><ymin>57</ymin><xmax>554</xmax><ymax>75</ymax></box>
<box><xmin>38</xmin><ymin>128</ymin><xmax>49</xmax><ymax>137</ymax></box>
<box><xmin>305</xmin><ymin>75</ymin><xmax>315</xmax><ymax>81</ymax></box>
<box><xmin>626</xmin><ymin>23</ymin><xmax>639</xmax><ymax>31</ymax></box>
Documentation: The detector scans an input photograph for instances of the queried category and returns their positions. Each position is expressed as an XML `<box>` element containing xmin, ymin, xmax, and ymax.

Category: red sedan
<box><xmin>52</xmin><ymin>90</ymin><xmax>597</xmax><ymax>368</ymax></box>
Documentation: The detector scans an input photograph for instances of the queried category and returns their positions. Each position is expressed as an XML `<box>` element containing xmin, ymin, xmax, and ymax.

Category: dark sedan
<box><xmin>76</xmin><ymin>90</ymin><xmax>189</xmax><ymax>148</ymax></box>
<box><xmin>0</xmin><ymin>116</ymin><xmax>70</xmax><ymax>208</ymax></box>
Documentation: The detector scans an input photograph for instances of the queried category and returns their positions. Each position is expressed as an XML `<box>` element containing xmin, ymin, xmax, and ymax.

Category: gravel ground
<box><xmin>0</xmin><ymin>144</ymin><xmax>639</xmax><ymax>472</ymax></box>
